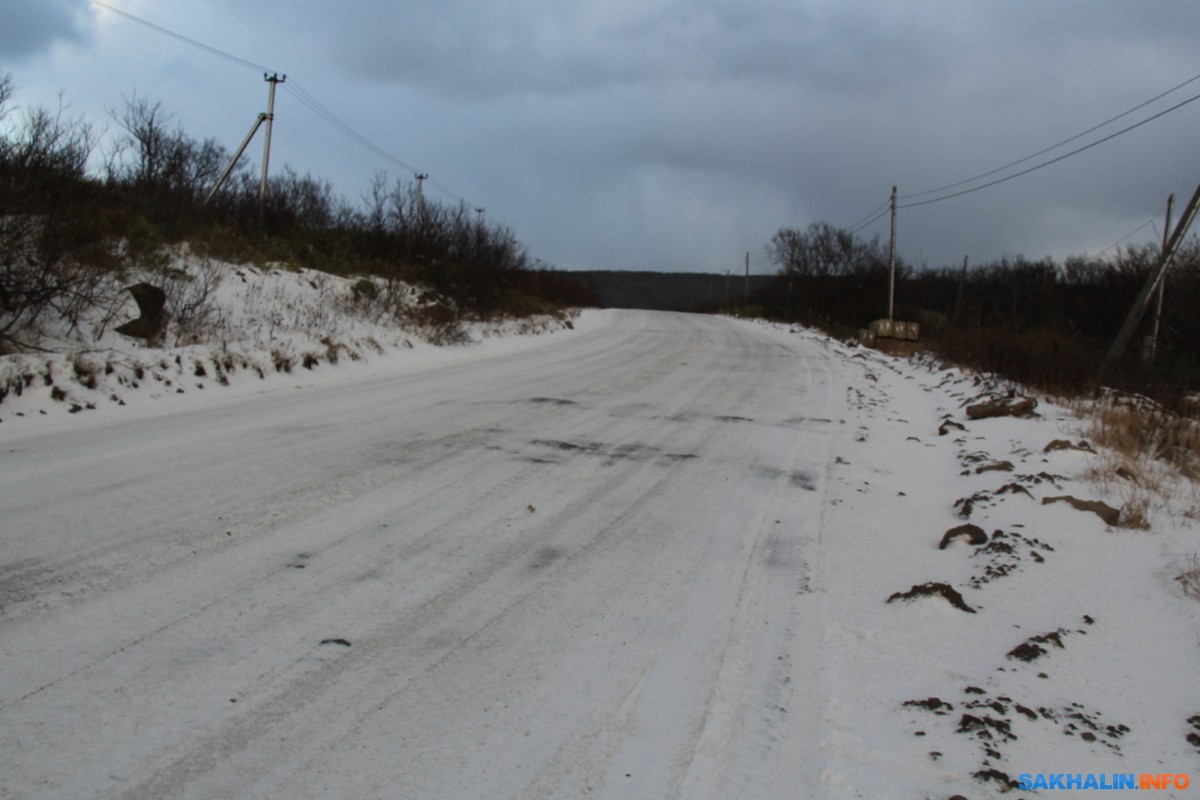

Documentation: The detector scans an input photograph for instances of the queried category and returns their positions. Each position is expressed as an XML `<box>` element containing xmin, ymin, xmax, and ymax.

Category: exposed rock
<box><xmin>975</xmin><ymin>460</ymin><xmax>1014</xmax><ymax>474</ymax></box>
<box><xmin>1041</xmin><ymin>495</ymin><xmax>1121</xmax><ymax>526</ymax></box>
<box><xmin>114</xmin><ymin>283</ymin><xmax>167</xmax><ymax>343</ymax></box>
<box><xmin>965</xmin><ymin>395</ymin><xmax>1037</xmax><ymax>420</ymax></box>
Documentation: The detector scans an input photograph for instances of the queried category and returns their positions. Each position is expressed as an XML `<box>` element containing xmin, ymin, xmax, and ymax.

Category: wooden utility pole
<box><xmin>258</xmin><ymin>73</ymin><xmax>285</xmax><ymax>217</ymax></box>
<box><xmin>887</xmin><ymin>186</ymin><xmax>898</xmax><ymax>320</ymax></box>
<box><xmin>1147</xmin><ymin>193</ymin><xmax>1175</xmax><ymax>363</ymax></box>
<box><xmin>953</xmin><ymin>255</ymin><xmax>969</xmax><ymax>327</ymax></box>
<box><xmin>414</xmin><ymin>173</ymin><xmax>429</xmax><ymax>224</ymax></box>
<box><xmin>1102</xmin><ymin>181</ymin><xmax>1200</xmax><ymax>375</ymax></box>
<box><xmin>201</xmin><ymin>73</ymin><xmax>286</xmax><ymax>211</ymax></box>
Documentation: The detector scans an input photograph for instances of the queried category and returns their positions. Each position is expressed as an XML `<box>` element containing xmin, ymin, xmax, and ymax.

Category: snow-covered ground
<box><xmin>1</xmin><ymin>274</ymin><xmax>1198</xmax><ymax>798</ymax></box>
<box><xmin>0</xmin><ymin>254</ymin><xmax>578</xmax><ymax>429</ymax></box>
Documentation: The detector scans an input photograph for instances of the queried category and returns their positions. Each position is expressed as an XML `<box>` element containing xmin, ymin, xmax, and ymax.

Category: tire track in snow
<box><xmin>0</xmin><ymin>311</ymin><xmax>843</xmax><ymax>800</ymax></box>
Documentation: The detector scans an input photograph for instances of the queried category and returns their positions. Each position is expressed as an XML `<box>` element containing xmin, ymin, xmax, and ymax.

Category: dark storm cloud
<box><xmin>11</xmin><ymin>0</ymin><xmax>1200</xmax><ymax>270</ymax></box>
<box><xmin>0</xmin><ymin>0</ymin><xmax>90</xmax><ymax>61</ymax></box>
<box><xmin>260</xmin><ymin>0</ymin><xmax>961</xmax><ymax>98</ymax></box>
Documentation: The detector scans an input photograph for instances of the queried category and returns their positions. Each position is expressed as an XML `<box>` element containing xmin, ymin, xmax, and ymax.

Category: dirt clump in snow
<box><xmin>939</xmin><ymin>524</ymin><xmax>987</xmax><ymax>549</ymax></box>
<box><xmin>1041</xmin><ymin>494</ymin><xmax>1121</xmax><ymax>526</ymax></box>
<box><xmin>886</xmin><ymin>581</ymin><xmax>976</xmax><ymax>613</ymax></box>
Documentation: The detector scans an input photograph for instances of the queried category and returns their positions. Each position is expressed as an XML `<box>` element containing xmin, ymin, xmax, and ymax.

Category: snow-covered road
<box><xmin>1</xmin><ymin>310</ymin><xmax>841</xmax><ymax>799</ymax></box>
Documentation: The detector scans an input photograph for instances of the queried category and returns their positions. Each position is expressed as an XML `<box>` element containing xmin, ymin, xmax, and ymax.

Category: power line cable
<box><xmin>1092</xmin><ymin>219</ymin><xmax>1157</xmax><ymax>259</ymax></box>
<box><xmin>898</xmin><ymin>89</ymin><xmax>1200</xmax><ymax>209</ymax></box>
<box><xmin>285</xmin><ymin>82</ymin><xmax>468</xmax><ymax>205</ymax></box>
<box><xmin>91</xmin><ymin>1</ymin><xmax>474</xmax><ymax>208</ymax></box>
<box><xmin>847</xmin><ymin>197</ymin><xmax>891</xmax><ymax>232</ymax></box>
<box><xmin>850</xmin><ymin>204</ymin><xmax>891</xmax><ymax>234</ymax></box>
<box><xmin>901</xmin><ymin>69</ymin><xmax>1200</xmax><ymax>201</ymax></box>
<box><xmin>90</xmin><ymin>0</ymin><xmax>277</xmax><ymax>75</ymax></box>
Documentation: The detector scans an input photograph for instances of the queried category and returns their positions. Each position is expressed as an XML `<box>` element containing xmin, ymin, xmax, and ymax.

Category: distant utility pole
<box><xmin>475</xmin><ymin>207</ymin><xmax>485</xmax><ymax>226</ymax></box>
<box><xmin>1147</xmin><ymin>193</ymin><xmax>1175</xmax><ymax>363</ymax></box>
<box><xmin>887</xmin><ymin>185</ymin><xmax>898</xmax><ymax>320</ymax></box>
<box><xmin>744</xmin><ymin>251</ymin><xmax>750</xmax><ymax>308</ymax></box>
<box><xmin>414</xmin><ymin>173</ymin><xmax>429</xmax><ymax>224</ymax></box>
<box><xmin>202</xmin><ymin>73</ymin><xmax>286</xmax><ymax>215</ymax></box>
<box><xmin>1102</xmin><ymin>180</ymin><xmax>1200</xmax><ymax>376</ymax></box>
<box><xmin>953</xmin><ymin>255</ymin><xmax>969</xmax><ymax>326</ymax></box>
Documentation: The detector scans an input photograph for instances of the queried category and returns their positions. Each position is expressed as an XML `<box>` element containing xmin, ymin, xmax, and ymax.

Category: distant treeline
<box><xmin>568</xmin><ymin>271</ymin><xmax>773</xmax><ymax>312</ymax></box>
<box><xmin>0</xmin><ymin>76</ymin><xmax>593</xmax><ymax>352</ymax></box>
<box><xmin>751</xmin><ymin>221</ymin><xmax>1200</xmax><ymax>403</ymax></box>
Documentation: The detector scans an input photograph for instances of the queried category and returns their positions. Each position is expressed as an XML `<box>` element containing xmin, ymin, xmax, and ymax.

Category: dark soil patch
<box><xmin>973</xmin><ymin>768</ymin><xmax>1020</xmax><ymax>792</ymax></box>
<box><xmin>967</xmin><ymin>530</ymin><xmax>1054</xmax><ymax>589</ymax></box>
<box><xmin>940</xmin><ymin>524</ymin><xmax>987</xmax><ymax>549</ymax></box>
<box><xmin>954</xmin><ymin>490</ymin><xmax>993</xmax><ymax>518</ymax></box>
<box><xmin>1044</xmin><ymin>439</ymin><xmax>1096</xmax><ymax>454</ymax></box>
<box><xmin>904</xmin><ymin>697</ymin><xmax>954</xmax><ymax>715</ymax></box>
<box><xmin>887</xmin><ymin>582</ymin><xmax>975</xmax><ymax>613</ymax></box>
<box><xmin>1041</xmin><ymin>495</ymin><xmax>1121</xmax><ymax>526</ymax></box>
<box><xmin>939</xmin><ymin>418</ymin><xmax>966</xmax><ymax>435</ymax></box>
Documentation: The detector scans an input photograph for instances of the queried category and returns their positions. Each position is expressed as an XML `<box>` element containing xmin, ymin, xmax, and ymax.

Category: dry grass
<box><xmin>1073</xmin><ymin>396</ymin><xmax>1200</xmax><ymax>530</ymax></box>
<box><xmin>1174</xmin><ymin>553</ymin><xmax>1200</xmax><ymax>601</ymax></box>
<box><xmin>1118</xmin><ymin>491</ymin><xmax>1153</xmax><ymax>531</ymax></box>
<box><xmin>1083</xmin><ymin>400</ymin><xmax>1200</xmax><ymax>479</ymax></box>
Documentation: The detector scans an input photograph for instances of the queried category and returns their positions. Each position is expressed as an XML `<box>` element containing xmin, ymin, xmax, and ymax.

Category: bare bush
<box><xmin>1176</xmin><ymin>553</ymin><xmax>1200</xmax><ymax>601</ymax></box>
<box><xmin>156</xmin><ymin>261</ymin><xmax>224</xmax><ymax>346</ymax></box>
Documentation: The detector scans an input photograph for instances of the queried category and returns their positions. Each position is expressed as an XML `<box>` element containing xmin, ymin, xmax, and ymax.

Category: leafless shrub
<box><xmin>1176</xmin><ymin>553</ymin><xmax>1200</xmax><ymax>601</ymax></box>
<box><xmin>270</xmin><ymin>349</ymin><xmax>293</xmax><ymax>373</ymax></box>
<box><xmin>157</xmin><ymin>260</ymin><xmax>223</xmax><ymax>346</ymax></box>
<box><xmin>72</xmin><ymin>354</ymin><xmax>99</xmax><ymax>390</ymax></box>
<box><xmin>412</xmin><ymin>301</ymin><xmax>470</xmax><ymax>346</ymax></box>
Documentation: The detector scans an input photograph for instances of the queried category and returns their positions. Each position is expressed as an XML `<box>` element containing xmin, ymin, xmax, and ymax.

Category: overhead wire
<box><xmin>1091</xmin><ymin>219</ymin><xmax>1158</xmax><ymax>259</ymax></box>
<box><xmin>901</xmin><ymin>69</ymin><xmax>1200</xmax><ymax>202</ymax></box>
<box><xmin>850</xmin><ymin>203</ymin><xmax>891</xmax><ymax>234</ymax></box>
<box><xmin>847</xmin><ymin>197</ymin><xmax>892</xmax><ymax>232</ymax></box>
<box><xmin>91</xmin><ymin>1</ymin><xmax>475</xmax><ymax>208</ymax></box>
<box><xmin>286</xmin><ymin>80</ymin><xmax>470</xmax><ymax>204</ymax></box>
<box><xmin>898</xmin><ymin>89</ymin><xmax>1200</xmax><ymax>210</ymax></box>
<box><xmin>90</xmin><ymin>0</ymin><xmax>277</xmax><ymax>75</ymax></box>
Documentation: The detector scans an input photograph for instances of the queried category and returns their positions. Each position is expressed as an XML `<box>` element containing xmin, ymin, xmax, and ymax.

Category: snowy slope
<box><xmin>0</xmin><ymin>252</ymin><xmax>576</xmax><ymax>428</ymax></box>
<box><xmin>814</xmin><ymin>338</ymin><xmax>1200</xmax><ymax>798</ymax></box>
<box><xmin>0</xmin><ymin>296</ymin><xmax>1197</xmax><ymax>799</ymax></box>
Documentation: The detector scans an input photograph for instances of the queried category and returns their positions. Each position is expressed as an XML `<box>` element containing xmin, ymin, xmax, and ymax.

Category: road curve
<box><xmin>0</xmin><ymin>310</ymin><xmax>842</xmax><ymax>800</ymax></box>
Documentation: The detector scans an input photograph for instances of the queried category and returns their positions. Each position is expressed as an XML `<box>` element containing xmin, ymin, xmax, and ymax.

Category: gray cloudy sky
<box><xmin>4</xmin><ymin>0</ymin><xmax>1200</xmax><ymax>272</ymax></box>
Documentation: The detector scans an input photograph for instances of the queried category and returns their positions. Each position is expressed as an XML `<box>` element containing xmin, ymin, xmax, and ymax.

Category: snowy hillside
<box><xmin>0</xmin><ymin>251</ymin><xmax>576</xmax><ymax>426</ymax></box>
